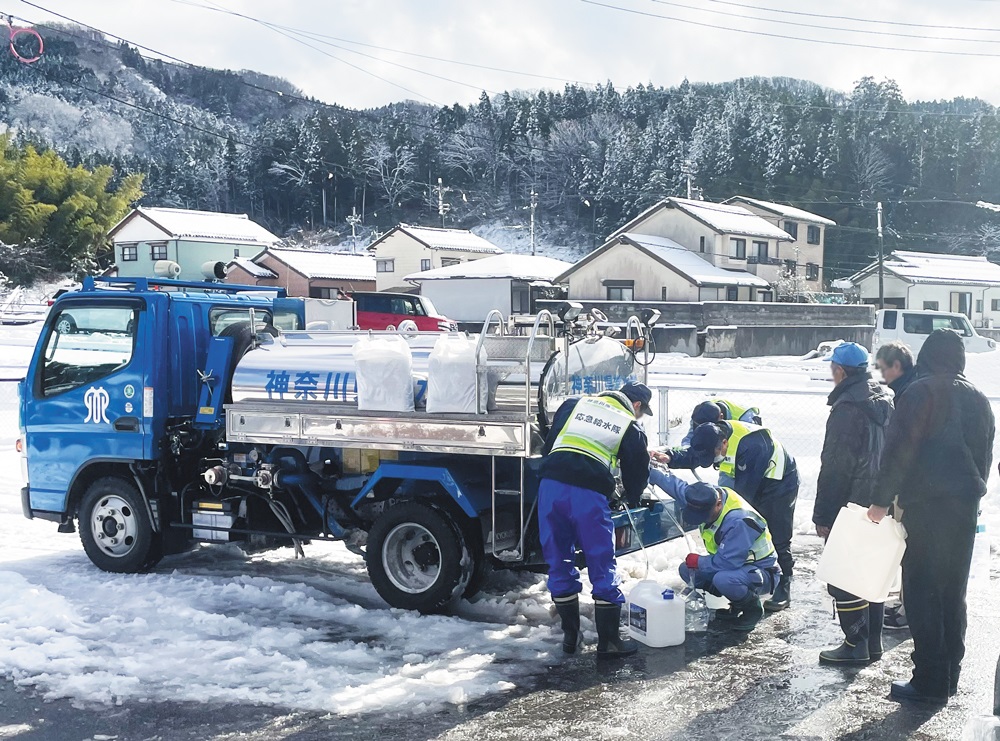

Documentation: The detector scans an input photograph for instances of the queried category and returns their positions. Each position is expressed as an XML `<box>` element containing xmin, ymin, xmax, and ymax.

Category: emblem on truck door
<box><xmin>84</xmin><ymin>387</ymin><xmax>110</xmax><ymax>424</ymax></box>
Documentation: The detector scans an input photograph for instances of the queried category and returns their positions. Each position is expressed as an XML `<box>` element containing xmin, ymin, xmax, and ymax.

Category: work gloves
<box><xmin>685</xmin><ymin>553</ymin><xmax>701</xmax><ymax>570</ymax></box>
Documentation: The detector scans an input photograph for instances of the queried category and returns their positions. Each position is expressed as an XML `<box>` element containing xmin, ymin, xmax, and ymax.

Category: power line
<box><xmin>580</xmin><ymin>0</ymin><xmax>1000</xmax><ymax>58</ymax></box>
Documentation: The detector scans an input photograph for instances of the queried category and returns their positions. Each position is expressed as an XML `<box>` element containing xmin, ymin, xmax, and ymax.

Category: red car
<box><xmin>351</xmin><ymin>292</ymin><xmax>457</xmax><ymax>331</ymax></box>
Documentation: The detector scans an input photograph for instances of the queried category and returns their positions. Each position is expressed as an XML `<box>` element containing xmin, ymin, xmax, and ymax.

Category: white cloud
<box><xmin>18</xmin><ymin>0</ymin><xmax>1000</xmax><ymax>107</ymax></box>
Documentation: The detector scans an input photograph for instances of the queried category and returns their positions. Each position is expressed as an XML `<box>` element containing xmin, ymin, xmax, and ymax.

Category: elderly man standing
<box><xmin>813</xmin><ymin>343</ymin><xmax>893</xmax><ymax>664</ymax></box>
<box><xmin>869</xmin><ymin>329</ymin><xmax>995</xmax><ymax>704</ymax></box>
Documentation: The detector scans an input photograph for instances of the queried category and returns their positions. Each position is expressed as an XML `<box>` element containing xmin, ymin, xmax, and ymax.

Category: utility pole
<box><xmin>529</xmin><ymin>190</ymin><xmax>538</xmax><ymax>256</ymax></box>
<box><xmin>876</xmin><ymin>202</ymin><xmax>885</xmax><ymax>309</ymax></box>
<box><xmin>681</xmin><ymin>159</ymin><xmax>695</xmax><ymax>199</ymax></box>
<box><xmin>347</xmin><ymin>207</ymin><xmax>362</xmax><ymax>254</ymax></box>
<box><xmin>437</xmin><ymin>177</ymin><xmax>450</xmax><ymax>228</ymax></box>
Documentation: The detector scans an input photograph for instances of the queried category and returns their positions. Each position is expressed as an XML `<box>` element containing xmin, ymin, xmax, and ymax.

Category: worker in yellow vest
<box><xmin>681</xmin><ymin>399</ymin><xmax>762</xmax><ymax>450</ymax></box>
<box><xmin>657</xmin><ymin>420</ymin><xmax>798</xmax><ymax>611</ymax></box>
<box><xmin>649</xmin><ymin>467</ymin><xmax>781</xmax><ymax>632</ymax></box>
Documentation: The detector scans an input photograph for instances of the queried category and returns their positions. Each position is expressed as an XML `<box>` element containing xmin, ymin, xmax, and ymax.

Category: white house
<box><xmin>724</xmin><ymin>196</ymin><xmax>835</xmax><ymax>288</ymax></box>
<box><xmin>556</xmin><ymin>233</ymin><xmax>771</xmax><ymax>303</ymax></box>
<box><xmin>405</xmin><ymin>253</ymin><xmax>571</xmax><ymax>323</ymax></box>
<box><xmin>850</xmin><ymin>250</ymin><xmax>1000</xmax><ymax>327</ymax></box>
<box><xmin>109</xmin><ymin>207</ymin><xmax>280</xmax><ymax>281</ymax></box>
<box><xmin>608</xmin><ymin>197</ymin><xmax>794</xmax><ymax>292</ymax></box>
<box><xmin>369</xmin><ymin>224</ymin><xmax>504</xmax><ymax>291</ymax></box>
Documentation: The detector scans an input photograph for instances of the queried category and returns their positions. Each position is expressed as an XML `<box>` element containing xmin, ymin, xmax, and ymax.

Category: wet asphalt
<box><xmin>3</xmin><ymin>541</ymin><xmax>1000</xmax><ymax>741</ymax></box>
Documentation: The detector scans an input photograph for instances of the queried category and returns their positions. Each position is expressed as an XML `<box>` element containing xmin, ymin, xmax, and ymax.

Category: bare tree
<box><xmin>363</xmin><ymin>141</ymin><xmax>417</xmax><ymax>215</ymax></box>
<box><xmin>852</xmin><ymin>138</ymin><xmax>892</xmax><ymax>201</ymax></box>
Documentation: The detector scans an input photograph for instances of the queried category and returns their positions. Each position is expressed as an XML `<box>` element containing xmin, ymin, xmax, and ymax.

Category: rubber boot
<box><xmin>554</xmin><ymin>595</ymin><xmax>582</xmax><ymax>655</ymax></box>
<box><xmin>595</xmin><ymin>602</ymin><xmax>638</xmax><ymax>658</ymax></box>
<box><xmin>764</xmin><ymin>575</ymin><xmax>791</xmax><ymax>612</ymax></box>
<box><xmin>868</xmin><ymin>602</ymin><xmax>884</xmax><ymax>661</ymax></box>
<box><xmin>819</xmin><ymin>598</ymin><xmax>871</xmax><ymax>665</ymax></box>
<box><xmin>731</xmin><ymin>594</ymin><xmax>765</xmax><ymax>633</ymax></box>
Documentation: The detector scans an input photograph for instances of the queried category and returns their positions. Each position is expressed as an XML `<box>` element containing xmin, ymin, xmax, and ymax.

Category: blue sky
<box><xmin>14</xmin><ymin>0</ymin><xmax>1000</xmax><ymax>108</ymax></box>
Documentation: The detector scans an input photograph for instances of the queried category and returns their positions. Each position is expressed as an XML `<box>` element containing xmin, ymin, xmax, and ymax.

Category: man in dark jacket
<box><xmin>875</xmin><ymin>341</ymin><xmax>918</xmax><ymax>399</ymax></box>
<box><xmin>538</xmin><ymin>383</ymin><xmax>652</xmax><ymax>658</ymax></box>
<box><xmin>813</xmin><ymin>342</ymin><xmax>893</xmax><ymax>665</ymax></box>
<box><xmin>869</xmin><ymin>329</ymin><xmax>995</xmax><ymax>704</ymax></box>
<box><xmin>665</xmin><ymin>420</ymin><xmax>798</xmax><ymax>612</ymax></box>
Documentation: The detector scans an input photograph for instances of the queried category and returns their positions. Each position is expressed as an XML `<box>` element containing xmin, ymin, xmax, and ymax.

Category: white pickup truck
<box><xmin>873</xmin><ymin>309</ymin><xmax>997</xmax><ymax>356</ymax></box>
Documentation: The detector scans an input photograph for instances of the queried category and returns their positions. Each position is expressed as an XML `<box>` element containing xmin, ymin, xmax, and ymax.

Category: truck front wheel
<box><xmin>366</xmin><ymin>501</ymin><xmax>472</xmax><ymax>614</ymax></box>
<box><xmin>79</xmin><ymin>477</ymin><xmax>162</xmax><ymax>573</ymax></box>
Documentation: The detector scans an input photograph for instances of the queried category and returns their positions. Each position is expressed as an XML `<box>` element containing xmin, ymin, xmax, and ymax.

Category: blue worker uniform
<box><xmin>681</xmin><ymin>402</ymin><xmax>761</xmax><ymax>447</ymax></box>
<box><xmin>538</xmin><ymin>394</ymin><xmax>649</xmax><ymax>605</ymax></box>
<box><xmin>649</xmin><ymin>468</ymin><xmax>780</xmax><ymax>601</ymax></box>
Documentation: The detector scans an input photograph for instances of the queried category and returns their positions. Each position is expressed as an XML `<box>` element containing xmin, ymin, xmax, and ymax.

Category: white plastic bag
<box><xmin>426</xmin><ymin>334</ymin><xmax>487</xmax><ymax>414</ymax></box>
<box><xmin>353</xmin><ymin>335</ymin><xmax>415</xmax><ymax>412</ymax></box>
<box><xmin>816</xmin><ymin>503</ymin><xmax>907</xmax><ymax>603</ymax></box>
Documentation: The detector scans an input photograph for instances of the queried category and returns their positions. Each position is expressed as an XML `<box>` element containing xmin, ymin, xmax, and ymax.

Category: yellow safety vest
<box><xmin>718</xmin><ymin>421</ymin><xmax>786</xmax><ymax>481</ymax></box>
<box><xmin>700</xmin><ymin>488</ymin><xmax>776</xmax><ymax>564</ymax></box>
<box><xmin>550</xmin><ymin>395</ymin><xmax>635</xmax><ymax>471</ymax></box>
<box><xmin>719</xmin><ymin>400</ymin><xmax>760</xmax><ymax>422</ymax></box>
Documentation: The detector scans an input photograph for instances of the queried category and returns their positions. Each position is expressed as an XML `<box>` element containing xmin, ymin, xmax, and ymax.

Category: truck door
<box><xmin>24</xmin><ymin>299</ymin><xmax>148</xmax><ymax>514</ymax></box>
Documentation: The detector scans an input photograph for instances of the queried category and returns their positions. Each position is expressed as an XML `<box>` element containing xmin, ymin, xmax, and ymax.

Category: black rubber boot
<box><xmin>868</xmin><ymin>602</ymin><xmax>884</xmax><ymax>661</ymax></box>
<box><xmin>819</xmin><ymin>598</ymin><xmax>871</xmax><ymax>665</ymax></box>
<box><xmin>731</xmin><ymin>594</ymin><xmax>765</xmax><ymax>632</ymax></box>
<box><xmin>595</xmin><ymin>602</ymin><xmax>638</xmax><ymax>658</ymax></box>
<box><xmin>764</xmin><ymin>575</ymin><xmax>791</xmax><ymax>612</ymax></box>
<box><xmin>554</xmin><ymin>595</ymin><xmax>582</xmax><ymax>654</ymax></box>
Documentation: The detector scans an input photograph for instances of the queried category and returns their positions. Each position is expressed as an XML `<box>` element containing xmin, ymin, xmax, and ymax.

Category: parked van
<box><xmin>873</xmin><ymin>309</ymin><xmax>996</xmax><ymax>356</ymax></box>
<box><xmin>351</xmin><ymin>291</ymin><xmax>457</xmax><ymax>331</ymax></box>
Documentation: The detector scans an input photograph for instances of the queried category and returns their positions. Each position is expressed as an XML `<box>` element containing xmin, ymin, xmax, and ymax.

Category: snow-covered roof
<box><xmin>404</xmin><ymin>254</ymin><xmax>572</xmax><ymax>283</ymax></box>
<box><xmin>556</xmin><ymin>233</ymin><xmax>770</xmax><ymax>288</ymax></box>
<box><xmin>610</xmin><ymin>198</ymin><xmax>794</xmax><ymax>242</ymax></box>
<box><xmin>850</xmin><ymin>250</ymin><xmax>1000</xmax><ymax>287</ymax></box>
<box><xmin>724</xmin><ymin>196</ymin><xmax>837</xmax><ymax>227</ymax></box>
<box><xmin>110</xmin><ymin>207</ymin><xmax>280</xmax><ymax>245</ymax></box>
<box><xmin>268</xmin><ymin>248</ymin><xmax>376</xmax><ymax>281</ymax></box>
<box><xmin>374</xmin><ymin>225</ymin><xmax>504</xmax><ymax>254</ymax></box>
<box><xmin>228</xmin><ymin>256</ymin><xmax>276</xmax><ymax>279</ymax></box>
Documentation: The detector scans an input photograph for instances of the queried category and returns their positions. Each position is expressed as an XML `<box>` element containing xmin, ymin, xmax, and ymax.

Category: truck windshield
<box><xmin>41</xmin><ymin>306</ymin><xmax>137</xmax><ymax>396</ymax></box>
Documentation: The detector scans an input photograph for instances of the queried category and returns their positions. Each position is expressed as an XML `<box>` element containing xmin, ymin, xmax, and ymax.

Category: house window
<box><xmin>699</xmin><ymin>236</ymin><xmax>706</xmax><ymax>253</ymax></box>
<box><xmin>441</xmin><ymin>258</ymin><xmax>460</xmax><ymax>267</ymax></box>
<box><xmin>806</xmin><ymin>263</ymin><xmax>819</xmax><ymax>281</ymax></box>
<box><xmin>992</xmin><ymin>299</ymin><xmax>1000</xmax><ymax>312</ymax></box>
<box><xmin>605</xmin><ymin>280</ymin><xmax>634</xmax><ymax>301</ymax></box>
<box><xmin>784</xmin><ymin>259</ymin><xmax>796</xmax><ymax>275</ymax></box>
<box><xmin>807</xmin><ymin>225</ymin><xmax>821</xmax><ymax>245</ymax></box>
<box><xmin>120</xmin><ymin>243</ymin><xmax>137</xmax><ymax>262</ymax></box>
<box><xmin>376</xmin><ymin>259</ymin><xmax>394</xmax><ymax>273</ymax></box>
<box><xmin>511</xmin><ymin>284</ymin><xmax>530</xmax><ymax>314</ymax></box>
<box><xmin>730</xmin><ymin>238</ymin><xmax>746</xmax><ymax>260</ymax></box>
<box><xmin>310</xmin><ymin>287</ymin><xmax>341</xmax><ymax>299</ymax></box>
<box><xmin>977</xmin><ymin>299</ymin><xmax>984</xmax><ymax>314</ymax></box>
<box><xmin>420</xmin><ymin>258</ymin><xmax>431</xmax><ymax>271</ymax></box>
<box><xmin>758</xmin><ymin>290</ymin><xmax>774</xmax><ymax>302</ymax></box>
<box><xmin>754</xmin><ymin>241</ymin><xmax>769</xmax><ymax>261</ymax></box>
<box><xmin>784</xmin><ymin>221</ymin><xmax>799</xmax><ymax>240</ymax></box>
<box><xmin>149</xmin><ymin>242</ymin><xmax>168</xmax><ymax>261</ymax></box>
<box><xmin>923</xmin><ymin>301</ymin><xmax>939</xmax><ymax>311</ymax></box>
<box><xmin>661</xmin><ymin>286</ymin><xmax>668</xmax><ymax>301</ymax></box>
<box><xmin>726</xmin><ymin>286</ymin><xmax>739</xmax><ymax>301</ymax></box>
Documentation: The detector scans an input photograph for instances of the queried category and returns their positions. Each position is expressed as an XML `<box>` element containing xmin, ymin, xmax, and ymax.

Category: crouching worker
<box><xmin>649</xmin><ymin>467</ymin><xmax>780</xmax><ymax>633</ymax></box>
<box><xmin>538</xmin><ymin>383</ymin><xmax>653</xmax><ymax>658</ymax></box>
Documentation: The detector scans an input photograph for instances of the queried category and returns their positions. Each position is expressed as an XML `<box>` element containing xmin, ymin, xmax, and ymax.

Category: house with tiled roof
<box><xmin>226</xmin><ymin>247</ymin><xmax>375</xmax><ymax>297</ymax></box>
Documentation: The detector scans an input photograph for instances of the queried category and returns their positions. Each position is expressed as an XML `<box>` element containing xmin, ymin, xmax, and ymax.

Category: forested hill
<box><xmin>4</xmin><ymin>22</ymin><xmax>1000</xmax><ymax>281</ymax></box>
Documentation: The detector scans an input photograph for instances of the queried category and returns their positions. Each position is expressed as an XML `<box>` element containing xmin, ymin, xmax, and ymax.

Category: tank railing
<box><xmin>625</xmin><ymin>315</ymin><xmax>650</xmax><ymax>385</ymax></box>
<box><xmin>524</xmin><ymin>310</ymin><xmax>556</xmax><ymax>417</ymax></box>
<box><xmin>474</xmin><ymin>310</ymin><xmax>507</xmax><ymax>414</ymax></box>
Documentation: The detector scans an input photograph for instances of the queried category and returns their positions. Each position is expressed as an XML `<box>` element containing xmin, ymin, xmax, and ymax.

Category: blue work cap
<box><xmin>823</xmin><ymin>342</ymin><xmax>870</xmax><ymax>368</ymax></box>
<box><xmin>681</xmin><ymin>482</ymin><xmax>721</xmax><ymax>527</ymax></box>
<box><xmin>620</xmin><ymin>382</ymin><xmax>653</xmax><ymax>417</ymax></box>
<box><xmin>692</xmin><ymin>400</ymin><xmax>724</xmax><ymax>426</ymax></box>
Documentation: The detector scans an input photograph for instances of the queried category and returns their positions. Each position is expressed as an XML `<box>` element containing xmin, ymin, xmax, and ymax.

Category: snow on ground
<box><xmin>1</xmin><ymin>320</ymin><xmax>1000</xmax><ymax>716</ymax></box>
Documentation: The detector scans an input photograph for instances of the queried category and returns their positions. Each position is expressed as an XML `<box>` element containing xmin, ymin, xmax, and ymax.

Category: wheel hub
<box><xmin>382</xmin><ymin>523</ymin><xmax>443</xmax><ymax>594</ymax></box>
<box><xmin>90</xmin><ymin>495</ymin><xmax>137</xmax><ymax>557</ymax></box>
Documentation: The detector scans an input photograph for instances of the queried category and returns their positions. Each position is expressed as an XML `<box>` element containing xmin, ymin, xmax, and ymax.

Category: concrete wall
<box><xmin>702</xmin><ymin>324</ymin><xmax>874</xmax><ymax>358</ymax></box>
<box><xmin>651</xmin><ymin>324</ymin><xmax>699</xmax><ymax>356</ymax></box>
<box><xmin>537</xmin><ymin>299</ymin><xmax>874</xmax><ymax>329</ymax></box>
<box><xmin>566</xmin><ymin>240</ymin><xmax>701</xmax><ymax>302</ymax></box>
<box><xmin>419</xmin><ymin>278</ymin><xmax>511</xmax><ymax>323</ymax></box>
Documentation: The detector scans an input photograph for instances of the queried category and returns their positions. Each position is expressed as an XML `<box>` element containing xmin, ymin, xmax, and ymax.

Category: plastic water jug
<box><xmin>627</xmin><ymin>580</ymin><xmax>685</xmax><ymax>647</ymax></box>
<box><xmin>968</xmin><ymin>520</ymin><xmax>991</xmax><ymax>594</ymax></box>
<box><xmin>816</xmin><ymin>503</ymin><xmax>907</xmax><ymax>603</ymax></box>
<box><xmin>426</xmin><ymin>334</ymin><xmax>487</xmax><ymax>414</ymax></box>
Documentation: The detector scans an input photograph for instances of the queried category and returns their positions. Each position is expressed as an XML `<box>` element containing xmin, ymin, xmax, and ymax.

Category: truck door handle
<box><xmin>114</xmin><ymin>416</ymin><xmax>140</xmax><ymax>432</ymax></box>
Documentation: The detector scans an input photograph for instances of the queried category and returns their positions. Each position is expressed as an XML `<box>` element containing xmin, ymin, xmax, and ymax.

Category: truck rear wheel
<box><xmin>79</xmin><ymin>477</ymin><xmax>162</xmax><ymax>573</ymax></box>
<box><xmin>366</xmin><ymin>501</ymin><xmax>472</xmax><ymax>614</ymax></box>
